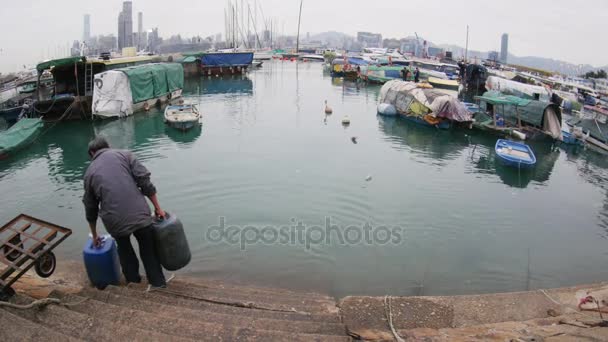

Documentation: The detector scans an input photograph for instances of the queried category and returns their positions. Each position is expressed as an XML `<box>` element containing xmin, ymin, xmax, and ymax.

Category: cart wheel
<box><xmin>35</xmin><ymin>252</ymin><xmax>56</xmax><ymax>278</ymax></box>
<box><xmin>3</xmin><ymin>235</ymin><xmax>23</xmax><ymax>262</ymax></box>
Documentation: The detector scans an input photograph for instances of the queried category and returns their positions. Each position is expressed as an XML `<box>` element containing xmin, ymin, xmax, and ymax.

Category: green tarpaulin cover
<box><xmin>0</xmin><ymin>118</ymin><xmax>44</xmax><ymax>155</ymax></box>
<box><xmin>477</xmin><ymin>91</ymin><xmax>559</xmax><ymax>128</ymax></box>
<box><xmin>475</xmin><ymin>93</ymin><xmax>532</xmax><ymax>107</ymax></box>
<box><xmin>37</xmin><ymin>57</ymin><xmax>85</xmax><ymax>72</ymax></box>
<box><xmin>117</xmin><ymin>63</ymin><xmax>184</xmax><ymax>104</ymax></box>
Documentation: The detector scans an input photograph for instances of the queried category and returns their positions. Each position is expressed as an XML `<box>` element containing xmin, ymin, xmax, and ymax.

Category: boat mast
<box><xmin>296</xmin><ymin>0</ymin><xmax>303</xmax><ymax>53</ymax></box>
<box><xmin>465</xmin><ymin>25</ymin><xmax>469</xmax><ymax>63</ymax></box>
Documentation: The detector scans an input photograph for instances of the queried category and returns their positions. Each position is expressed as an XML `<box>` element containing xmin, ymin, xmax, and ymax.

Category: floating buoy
<box><xmin>324</xmin><ymin>100</ymin><xmax>333</xmax><ymax>114</ymax></box>
<box><xmin>511</xmin><ymin>130</ymin><xmax>526</xmax><ymax>140</ymax></box>
<box><xmin>342</xmin><ymin>115</ymin><xmax>351</xmax><ymax>125</ymax></box>
<box><xmin>365</xmin><ymin>175</ymin><xmax>372</xmax><ymax>182</ymax></box>
<box><xmin>351</xmin><ymin>137</ymin><xmax>358</xmax><ymax>144</ymax></box>
<box><xmin>143</xmin><ymin>102</ymin><xmax>150</xmax><ymax>112</ymax></box>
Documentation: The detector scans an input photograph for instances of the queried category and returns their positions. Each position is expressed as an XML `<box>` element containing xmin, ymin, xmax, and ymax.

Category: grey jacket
<box><xmin>83</xmin><ymin>148</ymin><xmax>156</xmax><ymax>237</ymax></box>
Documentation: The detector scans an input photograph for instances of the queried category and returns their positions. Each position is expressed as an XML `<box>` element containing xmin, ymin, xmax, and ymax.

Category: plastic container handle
<box><xmin>155</xmin><ymin>212</ymin><xmax>170</xmax><ymax>223</ymax></box>
<box><xmin>90</xmin><ymin>235</ymin><xmax>107</xmax><ymax>249</ymax></box>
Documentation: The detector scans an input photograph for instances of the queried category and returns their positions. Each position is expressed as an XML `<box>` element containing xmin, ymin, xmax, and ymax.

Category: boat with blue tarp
<box><xmin>182</xmin><ymin>51</ymin><xmax>253</xmax><ymax>76</ymax></box>
<box><xmin>495</xmin><ymin>139</ymin><xmax>536</xmax><ymax>168</ymax></box>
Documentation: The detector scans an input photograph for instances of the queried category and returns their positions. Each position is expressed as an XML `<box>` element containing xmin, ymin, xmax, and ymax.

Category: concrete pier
<box><xmin>2</xmin><ymin>261</ymin><xmax>608</xmax><ymax>341</ymax></box>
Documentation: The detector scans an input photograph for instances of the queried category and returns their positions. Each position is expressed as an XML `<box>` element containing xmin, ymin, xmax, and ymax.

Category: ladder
<box><xmin>84</xmin><ymin>62</ymin><xmax>94</xmax><ymax>96</ymax></box>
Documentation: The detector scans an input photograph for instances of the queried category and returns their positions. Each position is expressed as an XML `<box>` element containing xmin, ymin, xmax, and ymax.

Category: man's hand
<box><xmin>92</xmin><ymin>233</ymin><xmax>102</xmax><ymax>248</ymax></box>
<box><xmin>155</xmin><ymin>208</ymin><xmax>166</xmax><ymax>220</ymax></box>
<box><xmin>89</xmin><ymin>222</ymin><xmax>102</xmax><ymax>248</ymax></box>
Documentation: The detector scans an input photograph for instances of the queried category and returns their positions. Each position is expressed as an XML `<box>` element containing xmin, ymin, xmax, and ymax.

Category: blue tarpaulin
<box><xmin>201</xmin><ymin>53</ymin><xmax>253</xmax><ymax>67</ymax></box>
<box><xmin>348</xmin><ymin>58</ymin><xmax>369</xmax><ymax>66</ymax></box>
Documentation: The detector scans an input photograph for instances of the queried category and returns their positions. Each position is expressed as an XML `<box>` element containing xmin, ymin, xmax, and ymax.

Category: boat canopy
<box><xmin>92</xmin><ymin>63</ymin><xmax>183</xmax><ymax>117</ymax></box>
<box><xmin>379</xmin><ymin>80</ymin><xmax>472</xmax><ymax>122</ymax></box>
<box><xmin>479</xmin><ymin>90</ymin><xmax>562</xmax><ymax>138</ymax></box>
<box><xmin>486</xmin><ymin>76</ymin><xmax>551</xmax><ymax>102</ymax></box>
<box><xmin>474</xmin><ymin>94</ymin><xmax>531</xmax><ymax>107</ymax></box>
<box><xmin>36</xmin><ymin>57</ymin><xmax>86</xmax><ymax>73</ymax></box>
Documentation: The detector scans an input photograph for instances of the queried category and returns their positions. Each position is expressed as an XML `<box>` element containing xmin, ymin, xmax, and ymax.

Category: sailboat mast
<box><xmin>465</xmin><ymin>25</ymin><xmax>469</xmax><ymax>62</ymax></box>
<box><xmin>296</xmin><ymin>0</ymin><xmax>303</xmax><ymax>53</ymax></box>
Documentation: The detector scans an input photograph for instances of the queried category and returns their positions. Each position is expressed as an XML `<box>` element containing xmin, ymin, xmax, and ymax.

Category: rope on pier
<box><xmin>149</xmin><ymin>287</ymin><xmax>311</xmax><ymax>315</ymax></box>
<box><xmin>383</xmin><ymin>296</ymin><xmax>406</xmax><ymax>342</ymax></box>
<box><xmin>0</xmin><ymin>296</ymin><xmax>88</xmax><ymax>310</ymax></box>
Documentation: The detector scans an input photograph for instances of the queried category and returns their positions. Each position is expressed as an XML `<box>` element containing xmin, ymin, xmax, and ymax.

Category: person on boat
<box><xmin>401</xmin><ymin>67</ymin><xmax>411</xmax><ymax>81</ymax></box>
<box><xmin>414</xmin><ymin>68</ymin><xmax>420</xmax><ymax>83</ymax></box>
<box><xmin>82</xmin><ymin>136</ymin><xmax>167</xmax><ymax>288</ymax></box>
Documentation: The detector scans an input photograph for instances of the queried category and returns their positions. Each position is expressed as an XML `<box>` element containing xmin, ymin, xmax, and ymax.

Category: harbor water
<box><xmin>1</xmin><ymin>61</ymin><xmax>608</xmax><ymax>298</ymax></box>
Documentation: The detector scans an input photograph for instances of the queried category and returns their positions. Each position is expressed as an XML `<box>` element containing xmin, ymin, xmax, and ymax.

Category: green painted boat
<box><xmin>0</xmin><ymin>118</ymin><xmax>44</xmax><ymax>160</ymax></box>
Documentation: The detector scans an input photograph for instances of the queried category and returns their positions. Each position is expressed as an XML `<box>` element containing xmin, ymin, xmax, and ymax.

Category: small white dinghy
<box><xmin>164</xmin><ymin>103</ymin><xmax>201</xmax><ymax>131</ymax></box>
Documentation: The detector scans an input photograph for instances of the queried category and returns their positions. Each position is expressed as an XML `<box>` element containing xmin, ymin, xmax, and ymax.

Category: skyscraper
<box><xmin>117</xmin><ymin>1</ymin><xmax>133</xmax><ymax>50</ymax></box>
<box><xmin>500</xmin><ymin>33</ymin><xmax>509</xmax><ymax>64</ymax></box>
<box><xmin>83</xmin><ymin>14</ymin><xmax>91</xmax><ymax>42</ymax></box>
<box><xmin>137</xmin><ymin>12</ymin><xmax>143</xmax><ymax>50</ymax></box>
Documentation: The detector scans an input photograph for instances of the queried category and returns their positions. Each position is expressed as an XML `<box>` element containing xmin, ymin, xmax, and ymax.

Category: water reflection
<box><xmin>377</xmin><ymin>115</ymin><xmax>469</xmax><ymax>164</ymax></box>
<box><xmin>184</xmin><ymin>75</ymin><xmax>253</xmax><ymax>96</ymax></box>
<box><xmin>164</xmin><ymin>124</ymin><xmax>202</xmax><ymax>147</ymax></box>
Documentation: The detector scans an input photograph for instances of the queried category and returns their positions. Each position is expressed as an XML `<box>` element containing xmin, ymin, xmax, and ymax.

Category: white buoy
<box><xmin>325</xmin><ymin>100</ymin><xmax>333</xmax><ymax>114</ymax></box>
<box><xmin>511</xmin><ymin>130</ymin><xmax>526</xmax><ymax>140</ymax></box>
<box><xmin>342</xmin><ymin>115</ymin><xmax>350</xmax><ymax>125</ymax></box>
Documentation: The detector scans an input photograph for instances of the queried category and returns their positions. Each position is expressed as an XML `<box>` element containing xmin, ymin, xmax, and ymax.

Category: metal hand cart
<box><xmin>0</xmin><ymin>214</ymin><xmax>72</xmax><ymax>301</ymax></box>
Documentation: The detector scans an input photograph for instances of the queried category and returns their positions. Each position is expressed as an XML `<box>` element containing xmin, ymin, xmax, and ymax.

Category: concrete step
<box><xmin>53</xmin><ymin>291</ymin><xmax>350</xmax><ymax>342</ymax></box>
<box><xmin>0</xmin><ymin>307</ymin><xmax>83</xmax><ymax>342</ymax></box>
<box><xmin>5</xmin><ymin>294</ymin><xmax>195</xmax><ymax>342</ymax></box>
<box><xmin>173</xmin><ymin>276</ymin><xmax>335</xmax><ymax>301</ymax></box>
<box><xmin>395</xmin><ymin>315</ymin><xmax>608</xmax><ymax>342</ymax></box>
<box><xmin>157</xmin><ymin>279</ymin><xmax>338</xmax><ymax>313</ymax></box>
<box><xmin>76</xmin><ymin>287</ymin><xmax>346</xmax><ymax>336</ymax></box>
<box><xmin>103</xmin><ymin>284</ymin><xmax>341</xmax><ymax>323</ymax></box>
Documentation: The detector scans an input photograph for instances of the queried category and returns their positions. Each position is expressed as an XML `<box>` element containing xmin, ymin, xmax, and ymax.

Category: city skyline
<box><xmin>0</xmin><ymin>0</ymin><xmax>606</xmax><ymax>73</ymax></box>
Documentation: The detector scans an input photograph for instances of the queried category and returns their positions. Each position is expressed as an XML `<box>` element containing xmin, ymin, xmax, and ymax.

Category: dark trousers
<box><xmin>115</xmin><ymin>226</ymin><xmax>166</xmax><ymax>287</ymax></box>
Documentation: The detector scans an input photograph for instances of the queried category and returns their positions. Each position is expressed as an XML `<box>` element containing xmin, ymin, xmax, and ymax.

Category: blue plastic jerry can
<box><xmin>83</xmin><ymin>235</ymin><xmax>121</xmax><ymax>289</ymax></box>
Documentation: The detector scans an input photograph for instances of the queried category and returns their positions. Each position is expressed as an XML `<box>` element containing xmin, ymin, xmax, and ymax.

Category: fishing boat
<box><xmin>92</xmin><ymin>63</ymin><xmax>184</xmax><ymax>119</ymax></box>
<box><xmin>473</xmin><ymin>91</ymin><xmax>563</xmax><ymax>141</ymax></box>
<box><xmin>378</xmin><ymin>80</ymin><xmax>472</xmax><ymax>129</ymax></box>
<box><xmin>495</xmin><ymin>139</ymin><xmax>536</xmax><ymax>168</ymax></box>
<box><xmin>33</xmin><ymin>55</ymin><xmax>158</xmax><ymax>121</ymax></box>
<box><xmin>253</xmin><ymin>51</ymin><xmax>272</xmax><ymax>60</ymax></box>
<box><xmin>428</xmin><ymin>77</ymin><xmax>459</xmax><ymax>91</ymax></box>
<box><xmin>164</xmin><ymin>103</ymin><xmax>201</xmax><ymax>131</ymax></box>
<box><xmin>567</xmin><ymin>105</ymin><xmax>608</xmax><ymax>152</ymax></box>
<box><xmin>364</xmin><ymin>66</ymin><xmax>406</xmax><ymax>84</ymax></box>
<box><xmin>300</xmin><ymin>54</ymin><xmax>325</xmax><ymax>62</ymax></box>
<box><xmin>0</xmin><ymin>118</ymin><xmax>44</xmax><ymax>160</ymax></box>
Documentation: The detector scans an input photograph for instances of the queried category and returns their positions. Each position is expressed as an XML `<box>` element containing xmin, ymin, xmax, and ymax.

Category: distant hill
<box><xmin>437</xmin><ymin>43</ymin><xmax>606</xmax><ymax>76</ymax></box>
<box><xmin>307</xmin><ymin>32</ymin><xmax>605</xmax><ymax>76</ymax></box>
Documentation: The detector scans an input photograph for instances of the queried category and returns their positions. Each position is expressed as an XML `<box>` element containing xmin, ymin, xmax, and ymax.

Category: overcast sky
<box><xmin>0</xmin><ymin>0</ymin><xmax>606</xmax><ymax>73</ymax></box>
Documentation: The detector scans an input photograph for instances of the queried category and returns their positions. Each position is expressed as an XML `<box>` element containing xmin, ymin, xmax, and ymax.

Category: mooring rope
<box><xmin>0</xmin><ymin>296</ymin><xmax>88</xmax><ymax>310</ymax></box>
<box><xmin>383</xmin><ymin>295</ymin><xmax>406</xmax><ymax>342</ymax></box>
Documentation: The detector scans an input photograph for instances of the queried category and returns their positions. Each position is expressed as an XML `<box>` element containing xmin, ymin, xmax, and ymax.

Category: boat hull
<box><xmin>495</xmin><ymin>139</ymin><xmax>536</xmax><ymax>168</ymax></box>
<box><xmin>166</xmin><ymin>120</ymin><xmax>198</xmax><ymax>131</ymax></box>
